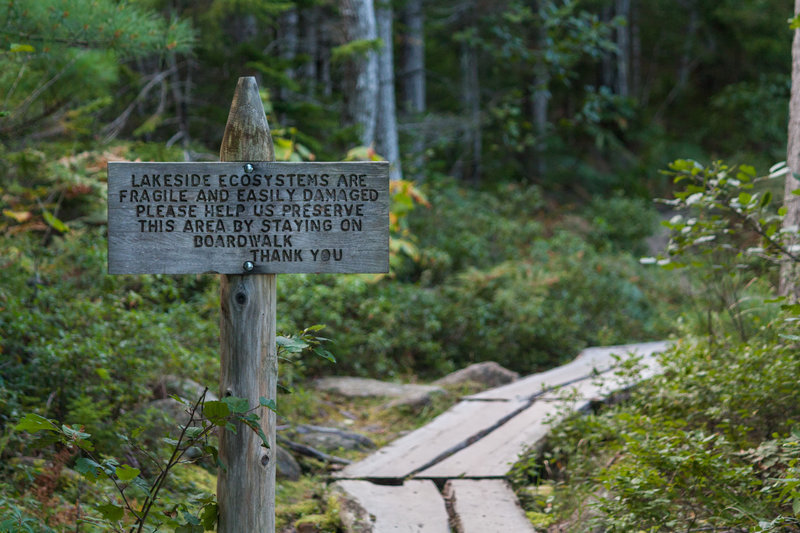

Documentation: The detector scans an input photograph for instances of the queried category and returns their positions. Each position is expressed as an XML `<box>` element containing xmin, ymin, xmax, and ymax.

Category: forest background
<box><xmin>1</xmin><ymin>0</ymin><xmax>799</xmax><ymax>531</ymax></box>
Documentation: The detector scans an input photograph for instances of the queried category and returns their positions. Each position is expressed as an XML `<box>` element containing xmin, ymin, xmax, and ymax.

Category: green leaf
<box><xmin>42</xmin><ymin>210</ymin><xmax>68</xmax><ymax>233</ymax></box>
<box><xmin>738</xmin><ymin>192</ymin><xmax>752</xmax><ymax>206</ymax></box>
<box><xmin>75</xmin><ymin>457</ymin><xmax>102</xmax><ymax>481</ymax></box>
<box><xmin>259</xmin><ymin>397</ymin><xmax>277</xmax><ymax>412</ymax></box>
<box><xmin>9</xmin><ymin>43</ymin><xmax>35</xmax><ymax>53</ymax></box>
<box><xmin>175</xmin><ymin>524</ymin><xmax>205</xmax><ymax>533</ymax></box>
<box><xmin>203</xmin><ymin>400</ymin><xmax>230</xmax><ymax>423</ymax></box>
<box><xmin>276</xmin><ymin>336</ymin><xmax>309</xmax><ymax>353</ymax></box>
<box><xmin>61</xmin><ymin>424</ymin><xmax>91</xmax><ymax>442</ymax></box>
<box><xmin>14</xmin><ymin>413</ymin><xmax>58</xmax><ymax>434</ymax></box>
<box><xmin>115</xmin><ymin>464</ymin><xmax>140</xmax><ymax>482</ymax></box>
<box><xmin>790</xmin><ymin>14</ymin><xmax>800</xmax><ymax>30</ymax></box>
<box><xmin>201</xmin><ymin>503</ymin><xmax>219</xmax><ymax>529</ymax></box>
<box><xmin>314</xmin><ymin>347</ymin><xmax>336</xmax><ymax>363</ymax></box>
<box><xmin>792</xmin><ymin>188</ymin><xmax>800</xmax><ymax>196</ymax></box>
<box><xmin>760</xmin><ymin>191</ymin><xmax>772</xmax><ymax>208</ymax></box>
<box><xmin>97</xmin><ymin>503</ymin><xmax>124</xmax><ymax>521</ymax></box>
<box><xmin>221</xmin><ymin>396</ymin><xmax>250</xmax><ymax>414</ymax></box>
<box><xmin>793</xmin><ymin>497</ymin><xmax>800</xmax><ymax>516</ymax></box>
<box><xmin>242</xmin><ymin>418</ymin><xmax>270</xmax><ymax>449</ymax></box>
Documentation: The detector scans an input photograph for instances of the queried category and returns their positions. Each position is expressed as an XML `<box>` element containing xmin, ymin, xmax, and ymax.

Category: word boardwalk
<box><xmin>107</xmin><ymin>161</ymin><xmax>390</xmax><ymax>275</ymax></box>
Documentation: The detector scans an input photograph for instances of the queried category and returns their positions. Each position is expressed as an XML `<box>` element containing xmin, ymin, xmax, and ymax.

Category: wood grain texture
<box><xmin>445</xmin><ymin>480</ymin><xmax>535</xmax><ymax>533</ymax></box>
<box><xmin>333</xmin><ymin>480</ymin><xmax>450</xmax><ymax>532</ymax></box>
<box><xmin>416</xmin><ymin>400</ymin><xmax>557</xmax><ymax>479</ymax></box>
<box><xmin>217</xmin><ymin>76</ymin><xmax>277</xmax><ymax>533</ymax></box>
<box><xmin>336</xmin><ymin>400</ymin><xmax>528</xmax><ymax>479</ymax></box>
<box><xmin>107</xmin><ymin>161</ymin><xmax>389</xmax><ymax>274</ymax></box>
<box><xmin>466</xmin><ymin>341</ymin><xmax>670</xmax><ymax>401</ymax></box>
<box><xmin>421</xmin><ymin>347</ymin><xmax>668</xmax><ymax>479</ymax></box>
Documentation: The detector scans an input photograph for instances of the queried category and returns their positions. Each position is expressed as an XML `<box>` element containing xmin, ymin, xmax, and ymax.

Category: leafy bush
<box><xmin>278</xmin><ymin>230</ymin><xmax>678</xmax><ymax>378</ymax></box>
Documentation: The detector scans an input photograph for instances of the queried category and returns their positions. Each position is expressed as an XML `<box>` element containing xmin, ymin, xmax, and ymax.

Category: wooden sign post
<box><xmin>107</xmin><ymin>77</ymin><xmax>389</xmax><ymax>531</ymax></box>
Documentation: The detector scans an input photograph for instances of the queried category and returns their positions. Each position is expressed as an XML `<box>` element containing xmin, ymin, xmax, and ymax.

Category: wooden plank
<box><xmin>417</xmin><ymin>400</ymin><xmax>557</xmax><ymax>479</ymax></box>
<box><xmin>217</xmin><ymin>76</ymin><xmax>276</xmax><ymax>533</ymax></box>
<box><xmin>538</xmin><ymin>353</ymin><xmax>662</xmax><ymax>402</ymax></box>
<box><xmin>333</xmin><ymin>480</ymin><xmax>450</xmax><ymax>532</ymax></box>
<box><xmin>421</xmin><ymin>353</ymin><xmax>667</xmax><ymax>479</ymax></box>
<box><xmin>466</xmin><ymin>341</ymin><xmax>671</xmax><ymax>401</ymax></box>
<box><xmin>337</xmin><ymin>400</ymin><xmax>528</xmax><ymax>479</ymax></box>
<box><xmin>107</xmin><ymin>160</ymin><xmax>389</xmax><ymax>274</ymax></box>
<box><xmin>445</xmin><ymin>480</ymin><xmax>534</xmax><ymax>533</ymax></box>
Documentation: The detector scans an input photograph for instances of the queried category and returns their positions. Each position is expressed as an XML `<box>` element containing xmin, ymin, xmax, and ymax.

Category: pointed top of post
<box><xmin>219</xmin><ymin>77</ymin><xmax>275</xmax><ymax>162</ymax></box>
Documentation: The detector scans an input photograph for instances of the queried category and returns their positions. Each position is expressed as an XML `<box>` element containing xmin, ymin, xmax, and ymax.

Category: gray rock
<box><xmin>276</xmin><ymin>445</ymin><xmax>302</xmax><ymax>481</ymax></box>
<box><xmin>294</xmin><ymin>425</ymin><xmax>375</xmax><ymax>452</ymax></box>
<box><xmin>313</xmin><ymin>376</ymin><xmax>444</xmax><ymax>408</ymax></box>
<box><xmin>314</xmin><ymin>376</ymin><xmax>442</xmax><ymax>398</ymax></box>
<box><xmin>434</xmin><ymin>362</ymin><xmax>519</xmax><ymax>389</ymax></box>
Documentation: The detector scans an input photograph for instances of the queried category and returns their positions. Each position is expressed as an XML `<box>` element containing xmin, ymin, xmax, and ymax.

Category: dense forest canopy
<box><xmin>0</xmin><ymin>0</ymin><xmax>792</xmax><ymax>193</ymax></box>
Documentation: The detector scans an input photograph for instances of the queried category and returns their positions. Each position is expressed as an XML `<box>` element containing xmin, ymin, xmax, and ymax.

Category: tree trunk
<box><xmin>782</xmin><ymin>0</ymin><xmax>800</xmax><ymax>301</ymax></box>
<box><xmin>401</xmin><ymin>0</ymin><xmax>425</xmax><ymax>115</ymax></box>
<box><xmin>339</xmin><ymin>0</ymin><xmax>379</xmax><ymax>147</ymax></box>
<box><xmin>278</xmin><ymin>7</ymin><xmax>298</xmax><ymax>122</ymax></box>
<box><xmin>615</xmin><ymin>0</ymin><xmax>630</xmax><ymax>98</ymax></box>
<box><xmin>400</xmin><ymin>0</ymin><xmax>425</xmax><ymax>178</ymax></box>
<box><xmin>299</xmin><ymin>7</ymin><xmax>319</xmax><ymax>90</ymax></box>
<box><xmin>530</xmin><ymin>1</ymin><xmax>549</xmax><ymax>178</ymax></box>
<box><xmin>375</xmin><ymin>3</ymin><xmax>403</xmax><ymax>181</ymax></box>
<box><xmin>631</xmin><ymin>1</ymin><xmax>641</xmax><ymax>100</ymax></box>
<box><xmin>460</xmin><ymin>40</ymin><xmax>481</xmax><ymax>184</ymax></box>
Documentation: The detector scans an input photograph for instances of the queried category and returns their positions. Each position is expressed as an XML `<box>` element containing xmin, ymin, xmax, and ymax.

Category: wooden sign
<box><xmin>107</xmin><ymin>161</ymin><xmax>390</xmax><ymax>274</ymax></box>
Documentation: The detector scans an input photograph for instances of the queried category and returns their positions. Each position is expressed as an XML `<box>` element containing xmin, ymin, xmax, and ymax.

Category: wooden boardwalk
<box><xmin>332</xmin><ymin>341</ymin><xmax>670</xmax><ymax>532</ymax></box>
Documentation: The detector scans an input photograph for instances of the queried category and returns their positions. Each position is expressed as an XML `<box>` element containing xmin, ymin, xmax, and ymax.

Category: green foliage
<box><xmin>514</xmin><ymin>156</ymin><xmax>800</xmax><ymax>531</ymax></box>
<box><xmin>585</xmin><ymin>193</ymin><xmax>659</xmax><ymax>254</ymax></box>
<box><xmin>331</xmin><ymin>39</ymin><xmax>383</xmax><ymax>63</ymax></box>
<box><xmin>9</xmin><ymin>388</ymin><xmax>281</xmax><ymax>531</ymax></box>
<box><xmin>277</xmin><ymin>180</ymin><xmax>680</xmax><ymax>378</ymax></box>
<box><xmin>0</xmin><ymin>0</ymin><xmax>193</xmax><ymax>57</ymax></box>
<box><xmin>641</xmin><ymin>159</ymin><xmax>798</xmax><ymax>340</ymax></box>
<box><xmin>0</xmin><ymin>0</ymin><xmax>193</xmax><ymax>141</ymax></box>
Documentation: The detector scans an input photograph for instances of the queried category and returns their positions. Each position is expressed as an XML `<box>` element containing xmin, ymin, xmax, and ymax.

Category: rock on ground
<box><xmin>277</xmin><ymin>445</ymin><xmax>302</xmax><ymax>481</ymax></box>
<box><xmin>294</xmin><ymin>425</ymin><xmax>375</xmax><ymax>452</ymax></box>
<box><xmin>434</xmin><ymin>361</ymin><xmax>518</xmax><ymax>389</ymax></box>
<box><xmin>313</xmin><ymin>377</ymin><xmax>444</xmax><ymax>408</ymax></box>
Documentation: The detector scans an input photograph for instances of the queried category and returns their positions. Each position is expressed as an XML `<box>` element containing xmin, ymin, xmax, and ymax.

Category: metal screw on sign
<box><xmin>243</xmin><ymin>261</ymin><xmax>255</xmax><ymax>272</ymax></box>
<box><xmin>244</xmin><ymin>163</ymin><xmax>254</xmax><ymax>173</ymax></box>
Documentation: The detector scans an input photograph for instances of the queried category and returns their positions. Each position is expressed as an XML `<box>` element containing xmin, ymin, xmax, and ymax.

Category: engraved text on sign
<box><xmin>108</xmin><ymin>161</ymin><xmax>390</xmax><ymax>274</ymax></box>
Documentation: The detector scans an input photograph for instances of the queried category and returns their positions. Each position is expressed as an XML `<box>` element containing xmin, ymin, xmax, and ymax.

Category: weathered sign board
<box><xmin>108</xmin><ymin>161</ymin><xmax>390</xmax><ymax>274</ymax></box>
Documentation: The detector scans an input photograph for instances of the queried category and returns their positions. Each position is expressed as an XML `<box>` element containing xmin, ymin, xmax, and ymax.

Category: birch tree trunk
<box><xmin>401</xmin><ymin>0</ymin><xmax>425</xmax><ymax>115</ymax></box>
<box><xmin>376</xmin><ymin>3</ymin><xmax>402</xmax><ymax>181</ymax></box>
<box><xmin>782</xmin><ymin>0</ymin><xmax>800</xmax><ymax>301</ymax></box>
<box><xmin>340</xmin><ymin>0</ymin><xmax>379</xmax><ymax>147</ymax></box>
<box><xmin>400</xmin><ymin>0</ymin><xmax>425</xmax><ymax>178</ymax></box>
